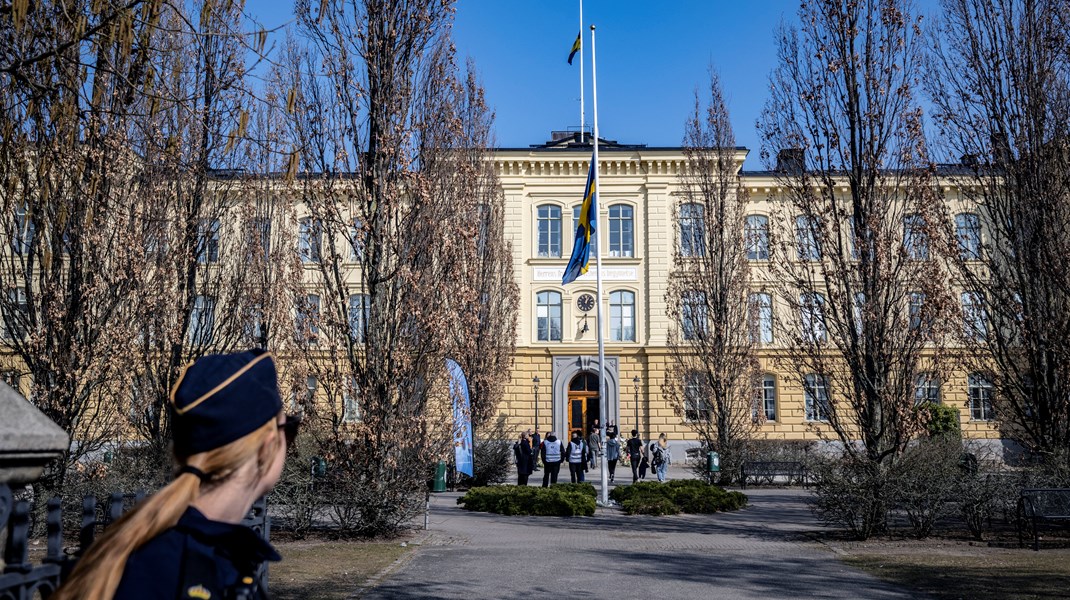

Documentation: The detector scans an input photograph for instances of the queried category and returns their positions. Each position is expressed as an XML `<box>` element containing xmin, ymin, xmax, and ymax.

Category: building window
<box><xmin>189</xmin><ymin>295</ymin><xmax>215</xmax><ymax>345</ymax></box>
<box><xmin>12</xmin><ymin>204</ymin><xmax>34</xmax><ymax>255</ymax></box>
<box><xmin>681</xmin><ymin>290</ymin><xmax>707</xmax><ymax>341</ymax></box>
<box><xmin>903</xmin><ymin>214</ymin><xmax>929</xmax><ymax>260</ymax></box>
<box><xmin>252</xmin><ymin>217</ymin><xmax>271</xmax><ymax>259</ymax></box>
<box><xmin>296</xmin><ymin>294</ymin><xmax>320</xmax><ymax>345</ymax></box>
<box><xmin>753</xmin><ymin>374</ymin><xmax>777</xmax><ymax>421</ymax></box>
<box><xmin>348</xmin><ymin>294</ymin><xmax>370</xmax><ymax>343</ymax></box>
<box><xmin>962</xmin><ymin>291</ymin><xmax>987</xmax><ymax>340</ymax></box>
<box><xmin>679</xmin><ymin>203</ymin><xmax>705</xmax><ymax>257</ymax></box>
<box><xmin>299</xmin><ymin>217</ymin><xmax>322</xmax><ymax>263</ymax></box>
<box><xmin>571</xmin><ymin>205</ymin><xmax>595</xmax><ymax>261</ymax></box>
<box><xmin>536</xmin><ymin>291</ymin><xmax>562</xmax><ymax>341</ymax></box>
<box><xmin>909</xmin><ymin>291</ymin><xmax>926</xmax><ymax>332</ymax></box>
<box><xmin>852</xmin><ymin>292</ymin><xmax>865</xmax><ymax>336</ymax></box>
<box><xmin>804</xmin><ymin>374</ymin><xmax>830</xmax><ymax>422</ymax></box>
<box><xmin>796</xmin><ymin>215</ymin><xmax>821</xmax><ymax>261</ymax></box>
<box><xmin>749</xmin><ymin>292</ymin><xmax>773</xmax><ymax>344</ymax></box>
<box><xmin>800</xmin><ymin>292</ymin><xmax>827</xmax><ymax>343</ymax></box>
<box><xmin>745</xmin><ymin>215</ymin><xmax>770</xmax><ymax>260</ymax></box>
<box><xmin>608</xmin><ymin>204</ymin><xmax>634</xmax><ymax>257</ymax></box>
<box><xmin>537</xmin><ymin>205</ymin><xmax>562</xmax><ymax>258</ymax></box>
<box><xmin>684</xmin><ymin>373</ymin><xmax>711</xmax><ymax>422</ymax></box>
<box><xmin>197</xmin><ymin>218</ymin><xmax>220</xmax><ymax>264</ymax></box>
<box><xmin>349</xmin><ymin>218</ymin><xmax>365</xmax><ymax>261</ymax></box>
<box><xmin>968</xmin><ymin>373</ymin><xmax>994</xmax><ymax>421</ymax></box>
<box><xmin>3</xmin><ymin>288</ymin><xmax>28</xmax><ymax>341</ymax></box>
<box><xmin>305</xmin><ymin>376</ymin><xmax>317</xmax><ymax>405</ymax></box>
<box><xmin>956</xmin><ymin>213</ymin><xmax>981</xmax><ymax>260</ymax></box>
<box><xmin>610</xmin><ymin>290</ymin><xmax>636</xmax><ymax>342</ymax></box>
<box><xmin>914</xmin><ymin>373</ymin><xmax>941</xmax><ymax>405</ymax></box>
<box><xmin>244</xmin><ymin>303</ymin><xmax>265</xmax><ymax>347</ymax></box>
<box><xmin>343</xmin><ymin>377</ymin><xmax>361</xmax><ymax>422</ymax></box>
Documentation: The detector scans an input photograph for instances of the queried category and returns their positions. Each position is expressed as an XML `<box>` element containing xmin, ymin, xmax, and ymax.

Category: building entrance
<box><xmin>567</xmin><ymin>372</ymin><xmax>600</xmax><ymax>439</ymax></box>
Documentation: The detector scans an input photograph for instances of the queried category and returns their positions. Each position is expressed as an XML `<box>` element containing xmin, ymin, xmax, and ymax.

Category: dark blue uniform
<box><xmin>114</xmin><ymin>507</ymin><xmax>280</xmax><ymax>600</ymax></box>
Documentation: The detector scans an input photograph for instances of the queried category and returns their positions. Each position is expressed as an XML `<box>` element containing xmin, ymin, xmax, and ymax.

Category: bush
<box><xmin>610</xmin><ymin>479</ymin><xmax>747</xmax><ymax>515</ymax></box>
<box><xmin>887</xmin><ymin>436</ymin><xmax>962</xmax><ymax>537</ymax></box>
<box><xmin>457</xmin><ymin>485</ymin><xmax>595</xmax><ymax>516</ymax></box>
<box><xmin>552</xmin><ymin>482</ymin><xmax>597</xmax><ymax>498</ymax></box>
<box><xmin>622</xmin><ymin>494</ymin><xmax>680</xmax><ymax>516</ymax></box>
<box><xmin>458</xmin><ymin>415</ymin><xmax>513</xmax><ymax>489</ymax></box>
<box><xmin>810</xmin><ymin>456</ymin><xmax>889</xmax><ymax>540</ymax></box>
<box><xmin>921</xmin><ymin>402</ymin><xmax>962</xmax><ymax>437</ymax></box>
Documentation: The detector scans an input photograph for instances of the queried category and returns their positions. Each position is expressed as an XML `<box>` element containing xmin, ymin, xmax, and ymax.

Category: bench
<box><xmin>740</xmin><ymin>461</ymin><xmax>808</xmax><ymax>489</ymax></box>
<box><xmin>1017</xmin><ymin>488</ymin><xmax>1070</xmax><ymax>550</ymax></box>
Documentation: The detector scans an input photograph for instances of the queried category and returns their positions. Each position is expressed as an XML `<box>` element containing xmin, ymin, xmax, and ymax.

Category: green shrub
<box><xmin>552</xmin><ymin>482</ymin><xmax>597</xmax><ymax>498</ymax></box>
<box><xmin>621</xmin><ymin>493</ymin><xmax>680</xmax><ymax>515</ymax></box>
<box><xmin>920</xmin><ymin>402</ymin><xmax>962</xmax><ymax>438</ymax></box>
<box><xmin>611</xmin><ymin>480</ymin><xmax>747</xmax><ymax>515</ymax></box>
<box><xmin>457</xmin><ymin>485</ymin><xmax>595</xmax><ymax>516</ymax></box>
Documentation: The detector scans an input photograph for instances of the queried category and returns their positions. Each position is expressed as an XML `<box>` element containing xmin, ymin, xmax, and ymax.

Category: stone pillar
<box><xmin>0</xmin><ymin>381</ymin><xmax>69</xmax><ymax>487</ymax></box>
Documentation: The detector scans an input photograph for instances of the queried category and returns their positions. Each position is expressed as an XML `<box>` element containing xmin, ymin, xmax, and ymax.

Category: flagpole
<box><xmin>590</xmin><ymin>24</ymin><xmax>608</xmax><ymax>507</ymax></box>
<box><xmin>579</xmin><ymin>0</ymin><xmax>585</xmax><ymax>141</ymax></box>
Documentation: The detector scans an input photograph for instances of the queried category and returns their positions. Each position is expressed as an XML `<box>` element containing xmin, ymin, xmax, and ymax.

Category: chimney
<box><xmin>776</xmin><ymin>148</ymin><xmax>805</xmax><ymax>173</ymax></box>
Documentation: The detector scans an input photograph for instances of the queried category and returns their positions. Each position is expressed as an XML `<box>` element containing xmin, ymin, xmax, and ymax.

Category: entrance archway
<box><xmin>567</xmin><ymin>372</ymin><xmax>600</xmax><ymax>439</ymax></box>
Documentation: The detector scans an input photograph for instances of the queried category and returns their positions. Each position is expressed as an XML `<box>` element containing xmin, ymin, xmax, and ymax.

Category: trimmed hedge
<box><xmin>610</xmin><ymin>479</ymin><xmax>748</xmax><ymax>515</ymax></box>
<box><xmin>457</xmin><ymin>485</ymin><xmax>596</xmax><ymax>516</ymax></box>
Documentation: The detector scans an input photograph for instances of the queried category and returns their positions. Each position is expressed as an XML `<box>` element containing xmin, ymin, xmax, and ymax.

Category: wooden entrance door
<box><xmin>567</xmin><ymin>372</ymin><xmax>600</xmax><ymax>439</ymax></box>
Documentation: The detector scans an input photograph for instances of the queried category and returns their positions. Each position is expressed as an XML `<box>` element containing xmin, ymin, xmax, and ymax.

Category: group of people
<box><xmin>514</xmin><ymin>423</ymin><xmax>672</xmax><ymax>487</ymax></box>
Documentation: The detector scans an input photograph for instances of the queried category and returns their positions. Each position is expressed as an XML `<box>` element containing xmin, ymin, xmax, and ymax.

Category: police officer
<box><xmin>55</xmin><ymin>349</ymin><xmax>296</xmax><ymax>600</ymax></box>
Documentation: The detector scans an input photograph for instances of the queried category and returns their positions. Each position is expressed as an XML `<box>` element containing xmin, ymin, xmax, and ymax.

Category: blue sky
<box><xmin>251</xmin><ymin>1</ymin><xmax>941</xmax><ymax>168</ymax></box>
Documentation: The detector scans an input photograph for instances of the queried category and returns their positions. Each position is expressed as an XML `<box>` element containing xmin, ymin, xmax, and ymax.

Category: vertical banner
<box><xmin>445</xmin><ymin>358</ymin><xmax>474</xmax><ymax>477</ymax></box>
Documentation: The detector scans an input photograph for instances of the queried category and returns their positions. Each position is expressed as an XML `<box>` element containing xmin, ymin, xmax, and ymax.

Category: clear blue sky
<box><xmin>251</xmin><ymin>1</ymin><xmax>941</xmax><ymax>168</ymax></box>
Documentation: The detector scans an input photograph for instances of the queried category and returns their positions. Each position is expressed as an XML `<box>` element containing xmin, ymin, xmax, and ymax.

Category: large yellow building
<box><xmin>494</xmin><ymin>133</ymin><xmax>999</xmax><ymax>455</ymax></box>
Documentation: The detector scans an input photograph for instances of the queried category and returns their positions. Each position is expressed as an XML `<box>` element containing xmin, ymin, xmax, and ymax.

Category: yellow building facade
<box><xmin>493</xmin><ymin>133</ymin><xmax>999</xmax><ymax>454</ymax></box>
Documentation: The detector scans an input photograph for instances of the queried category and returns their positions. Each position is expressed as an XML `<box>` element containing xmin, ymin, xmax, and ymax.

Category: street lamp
<box><xmin>532</xmin><ymin>376</ymin><xmax>540</xmax><ymax>431</ymax></box>
<box><xmin>632</xmin><ymin>376</ymin><xmax>641</xmax><ymax>433</ymax></box>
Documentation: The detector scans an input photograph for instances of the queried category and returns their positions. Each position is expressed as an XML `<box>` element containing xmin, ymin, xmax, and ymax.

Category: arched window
<box><xmin>537</xmin><ymin>205</ymin><xmax>562</xmax><ymax>258</ymax></box>
<box><xmin>796</xmin><ymin>215</ymin><xmax>821</xmax><ymax>261</ymax></box>
<box><xmin>536</xmin><ymin>291</ymin><xmax>562</xmax><ymax>341</ymax></box>
<box><xmin>609</xmin><ymin>204</ymin><xmax>634</xmax><ymax>257</ymax></box>
<box><xmin>610</xmin><ymin>290</ymin><xmax>636</xmax><ymax>342</ymax></box>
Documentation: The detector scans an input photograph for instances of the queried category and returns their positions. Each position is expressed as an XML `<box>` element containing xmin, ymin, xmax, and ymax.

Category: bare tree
<box><xmin>758</xmin><ymin>0</ymin><xmax>953</xmax><ymax>536</ymax></box>
<box><xmin>664</xmin><ymin>70</ymin><xmax>758</xmax><ymax>482</ymax></box>
<box><xmin>926</xmin><ymin>0</ymin><xmax>1070</xmax><ymax>467</ymax></box>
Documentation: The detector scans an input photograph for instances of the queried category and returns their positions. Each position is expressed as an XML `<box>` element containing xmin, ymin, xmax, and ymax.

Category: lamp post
<box><xmin>632</xmin><ymin>376</ymin><xmax>641</xmax><ymax>434</ymax></box>
<box><xmin>533</xmin><ymin>376</ymin><xmax>540</xmax><ymax>430</ymax></box>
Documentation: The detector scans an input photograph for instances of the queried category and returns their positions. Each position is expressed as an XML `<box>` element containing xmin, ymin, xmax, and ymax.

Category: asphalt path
<box><xmin>361</xmin><ymin>470</ymin><xmax>925</xmax><ymax>599</ymax></box>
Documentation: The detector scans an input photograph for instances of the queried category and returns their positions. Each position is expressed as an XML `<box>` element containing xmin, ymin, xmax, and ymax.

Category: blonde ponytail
<box><xmin>53</xmin><ymin>418</ymin><xmax>279</xmax><ymax>600</ymax></box>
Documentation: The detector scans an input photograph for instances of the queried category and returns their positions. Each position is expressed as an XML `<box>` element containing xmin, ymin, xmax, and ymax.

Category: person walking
<box><xmin>626</xmin><ymin>429</ymin><xmax>643</xmax><ymax>484</ymax></box>
<box><xmin>540</xmin><ymin>431</ymin><xmax>565</xmax><ymax>487</ymax></box>
<box><xmin>587</xmin><ymin>420</ymin><xmax>602</xmax><ymax>470</ymax></box>
<box><xmin>515</xmin><ymin>431</ymin><xmax>533</xmax><ymax>486</ymax></box>
<box><xmin>649</xmin><ymin>433</ymin><xmax>671</xmax><ymax>482</ymax></box>
<box><xmin>54</xmin><ymin>349</ymin><xmax>293</xmax><ymax>600</ymax></box>
<box><xmin>565</xmin><ymin>432</ymin><xmax>589</xmax><ymax>483</ymax></box>
<box><xmin>530</xmin><ymin>428</ymin><xmax>541</xmax><ymax>471</ymax></box>
<box><xmin>604</xmin><ymin>427</ymin><xmax>621</xmax><ymax>483</ymax></box>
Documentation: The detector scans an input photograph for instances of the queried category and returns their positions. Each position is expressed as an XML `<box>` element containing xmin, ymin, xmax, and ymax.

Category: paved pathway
<box><xmin>362</xmin><ymin>471</ymin><xmax>925</xmax><ymax>599</ymax></box>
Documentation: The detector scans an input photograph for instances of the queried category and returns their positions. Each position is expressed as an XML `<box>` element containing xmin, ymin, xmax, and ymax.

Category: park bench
<box><xmin>740</xmin><ymin>461</ymin><xmax>808</xmax><ymax>489</ymax></box>
<box><xmin>1017</xmin><ymin>488</ymin><xmax>1070</xmax><ymax>551</ymax></box>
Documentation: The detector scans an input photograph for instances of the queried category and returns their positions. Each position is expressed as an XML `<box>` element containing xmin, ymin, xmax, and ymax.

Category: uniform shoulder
<box><xmin>113</xmin><ymin>528</ymin><xmax>185</xmax><ymax>600</ymax></box>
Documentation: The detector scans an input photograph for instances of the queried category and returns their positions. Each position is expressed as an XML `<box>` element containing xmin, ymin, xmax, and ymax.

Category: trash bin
<box><xmin>432</xmin><ymin>460</ymin><xmax>447</xmax><ymax>493</ymax></box>
<box><xmin>311</xmin><ymin>456</ymin><xmax>327</xmax><ymax>478</ymax></box>
<box><xmin>707</xmin><ymin>451</ymin><xmax>720</xmax><ymax>473</ymax></box>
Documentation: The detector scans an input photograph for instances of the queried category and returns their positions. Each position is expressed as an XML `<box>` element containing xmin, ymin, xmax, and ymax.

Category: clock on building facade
<box><xmin>577</xmin><ymin>294</ymin><xmax>595</xmax><ymax>312</ymax></box>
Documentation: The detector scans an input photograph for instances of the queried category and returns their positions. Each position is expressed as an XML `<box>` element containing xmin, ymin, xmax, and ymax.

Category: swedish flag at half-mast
<box><xmin>562</xmin><ymin>156</ymin><xmax>596</xmax><ymax>285</ymax></box>
<box><xmin>568</xmin><ymin>31</ymin><xmax>581</xmax><ymax>65</ymax></box>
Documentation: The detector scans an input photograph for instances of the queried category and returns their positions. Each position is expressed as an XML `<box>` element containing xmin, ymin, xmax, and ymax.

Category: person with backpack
<box><xmin>514</xmin><ymin>431</ymin><xmax>533</xmax><ymax>486</ymax></box>
<box><xmin>626</xmin><ymin>429</ymin><xmax>644</xmax><ymax>484</ymax></box>
<box><xmin>565</xmin><ymin>432</ymin><xmax>590</xmax><ymax>483</ymax></box>
<box><xmin>649</xmin><ymin>433</ymin><xmax>671</xmax><ymax>482</ymax></box>
<box><xmin>540</xmin><ymin>431</ymin><xmax>566</xmax><ymax>487</ymax></box>
<box><xmin>530</xmin><ymin>428</ymin><xmax>542</xmax><ymax>472</ymax></box>
<box><xmin>604</xmin><ymin>427</ymin><xmax>621</xmax><ymax>483</ymax></box>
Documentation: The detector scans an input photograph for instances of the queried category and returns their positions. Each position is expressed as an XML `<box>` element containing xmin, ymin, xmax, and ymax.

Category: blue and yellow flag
<box><xmin>568</xmin><ymin>31</ymin><xmax>581</xmax><ymax>65</ymax></box>
<box><xmin>562</xmin><ymin>157</ymin><xmax>596</xmax><ymax>285</ymax></box>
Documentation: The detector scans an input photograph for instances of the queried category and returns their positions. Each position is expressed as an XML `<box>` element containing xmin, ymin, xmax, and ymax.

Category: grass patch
<box><xmin>610</xmin><ymin>479</ymin><xmax>747</xmax><ymax>515</ymax></box>
<box><xmin>840</xmin><ymin>545</ymin><xmax>1070</xmax><ymax>600</ymax></box>
<box><xmin>270</xmin><ymin>539</ymin><xmax>412</xmax><ymax>600</ymax></box>
<box><xmin>457</xmin><ymin>485</ymin><xmax>596</xmax><ymax>516</ymax></box>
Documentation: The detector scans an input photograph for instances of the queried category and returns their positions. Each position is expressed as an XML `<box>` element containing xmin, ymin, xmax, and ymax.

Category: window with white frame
<box><xmin>961</xmin><ymin>291</ymin><xmax>987</xmax><ymax>340</ymax></box>
<box><xmin>299</xmin><ymin>217</ymin><xmax>322</xmax><ymax>263</ymax></box>
<box><xmin>804</xmin><ymin>374</ymin><xmax>830</xmax><ymax>422</ymax></box>
<box><xmin>244</xmin><ymin>303</ymin><xmax>265</xmax><ymax>347</ymax></box>
<box><xmin>536</xmin><ymin>291</ymin><xmax>562</xmax><ymax>341</ymax></box>
<box><xmin>296</xmin><ymin>294</ymin><xmax>320</xmax><ymax>345</ymax></box>
<box><xmin>679</xmin><ymin>203</ymin><xmax>705</xmax><ymax>257</ymax></box>
<box><xmin>956</xmin><ymin>213</ymin><xmax>981</xmax><ymax>260</ymax></box>
<box><xmin>2</xmin><ymin>288</ymin><xmax>28</xmax><ymax>341</ymax></box>
<box><xmin>800</xmin><ymin>292</ymin><xmax>827</xmax><ymax>343</ymax></box>
<box><xmin>852</xmin><ymin>292</ymin><xmax>865</xmax><ymax>336</ymax></box>
<box><xmin>681</xmin><ymin>290</ymin><xmax>707</xmax><ymax>341</ymax></box>
<box><xmin>144</xmin><ymin>218</ymin><xmax>169</xmax><ymax>259</ymax></box>
<box><xmin>909</xmin><ymin>291</ymin><xmax>927</xmax><ymax>332</ymax></box>
<box><xmin>305</xmin><ymin>376</ymin><xmax>317</xmax><ymax>405</ymax></box>
<box><xmin>343</xmin><ymin>377</ymin><xmax>361</xmax><ymax>422</ymax></box>
<box><xmin>12</xmin><ymin>204</ymin><xmax>33</xmax><ymax>255</ymax></box>
<box><xmin>968</xmin><ymin>373</ymin><xmax>994</xmax><ymax>420</ymax></box>
<box><xmin>197</xmin><ymin>218</ymin><xmax>220</xmax><ymax>263</ymax></box>
<box><xmin>348</xmin><ymin>294</ymin><xmax>370</xmax><ymax>343</ymax></box>
<box><xmin>189</xmin><ymin>295</ymin><xmax>215</xmax><ymax>345</ymax></box>
<box><xmin>610</xmin><ymin>290</ymin><xmax>636</xmax><ymax>342</ymax></box>
<box><xmin>903</xmin><ymin>214</ymin><xmax>929</xmax><ymax>260</ymax></box>
<box><xmin>796</xmin><ymin>215</ymin><xmax>821</xmax><ymax>261</ymax></box>
<box><xmin>753</xmin><ymin>374</ymin><xmax>777</xmax><ymax>422</ymax></box>
<box><xmin>608</xmin><ymin>204</ymin><xmax>634</xmax><ymax>257</ymax></box>
<box><xmin>252</xmin><ymin>217</ymin><xmax>271</xmax><ymax>259</ymax></box>
<box><xmin>349</xmin><ymin>218</ymin><xmax>364</xmax><ymax>261</ymax></box>
<box><xmin>537</xmin><ymin>205</ymin><xmax>562</xmax><ymax>258</ymax></box>
<box><xmin>745</xmin><ymin>215</ymin><xmax>770</xmax><ymax>260</ymax></box>
<box><xmin>571</xmin><ymin>205</ymin><xmax>595</xmax><ymax>261</ymax></box>
<box><xmin>914</xmin><ymin>373</ymin><xmax>941</xmax><ymax>405</ymax></box>
<box><xmin>749</xmin><ymin>292</ymin><xmax>773</xmax><ymax>344</ymax></box>
<box><xmin>684</xmin><ymin>373</ymin><xmax>711</xmax><ymax>422</ymax></box>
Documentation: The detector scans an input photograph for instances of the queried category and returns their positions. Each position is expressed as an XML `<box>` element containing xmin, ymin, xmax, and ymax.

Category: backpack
<box><xmin>651</xmin><ymin>445</ymin><xmax>665</xmax><ymax>467</ymax></box>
